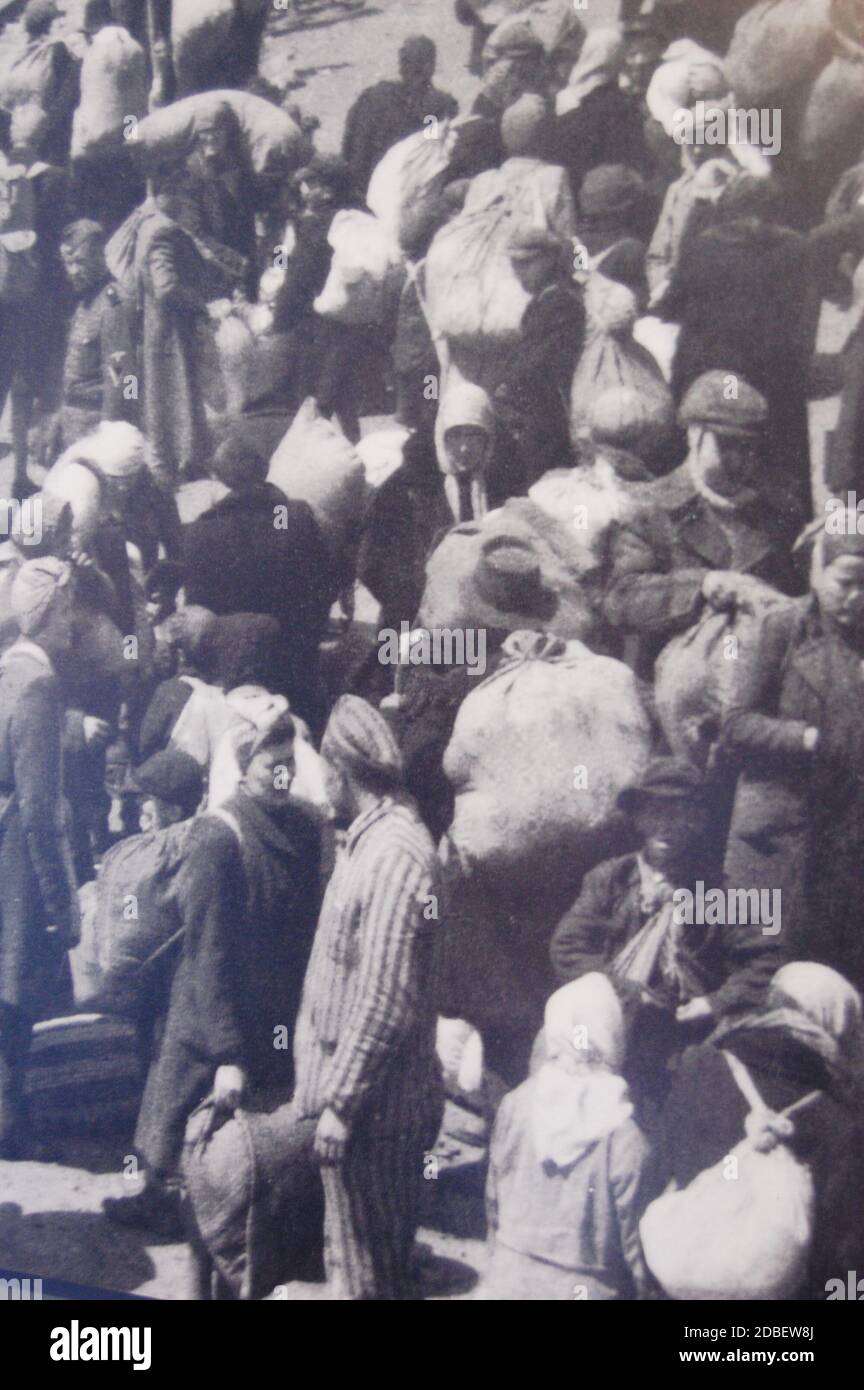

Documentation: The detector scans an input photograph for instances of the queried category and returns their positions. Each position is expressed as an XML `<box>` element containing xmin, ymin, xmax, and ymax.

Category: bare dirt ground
<box><xmin>0</xmin><ymin>0</ymin><xmax>847</xmax><ymax>1301</ymax></box>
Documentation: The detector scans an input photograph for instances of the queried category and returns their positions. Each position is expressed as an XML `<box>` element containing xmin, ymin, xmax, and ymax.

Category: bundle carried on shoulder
<box><xmin>133</xmin><ymin>90</ymin><xmax>310</xmax><ymax>183</ymax></box>
<box><xmin>640</xmin><ymin>1052</ymin><xmax>817</xmax><ymax>1300</ymax></box>
<box><xmin>69</xmin><ymin>819</ymin><xmax>194</xmax><ymax>1017</ymax></box>
<box><xmin>529</xmin><ymin>452</ymin><xmax>654</xmax><ymax>579</ymax></box>
<box><xmin>443</xmin><ymin>630</ymin><xmax>651</xmax><ymax>882</ymax></box>
<box><xmin>367</xmin><ymin>117</ymin><xmax>485</xmax><ymax>254</ymax></box>
<box><xmin>799</xmin><ymin>46</ymin><xmax>864</xmax><ymax>170</ymax></box>
<box><xmin>654</xmin><ymin>584</ymin><xmax>793</xmax><ymax>772</ymax></box>
<box><xmin>570</xmin><ymin>274</ymin><xmax>674</xmax><ymax>459</ymax></box>
<box><xmin>424</xmin><ymin>192</ymin><xmax>530</xmax><ymax>344</ymax></box>
<box><xmin>267</xmin><ymin>398</ymin><xmax>369</xmax><ymax>557</ymax></box>
<box><xmin>313</xmin><ymin>208</ymin><xmax>405</xmax><ymax>326</ymax></box>
<box><xmin>71</xmin><ymin>24</ymin><xmax>148</xmax><ymax>162</ymax></box>
<box><xmin>724</xmin><ymin>0</ymin><xmax>835</xmax><ymax>108</ymax></box>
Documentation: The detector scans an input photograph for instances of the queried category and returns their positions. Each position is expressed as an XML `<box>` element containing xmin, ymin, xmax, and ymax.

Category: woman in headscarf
<box><xmin>548</xmin><ymin>26</ymin><xmax>649</xmax><ymax>202</ymax></box>
<box><xmin>662</xmin><ymin>962</ymin><xmax>864</xmax><ymax>1297</ymax></box>
<box><xmin>105</xmin><ymin>709</ymin><xmax>322</xmax><ymax>1237</ymax></box>
<box><xmin>479</xmin><ymin>973</ymin><xmax>661</xmax><ymax>1300</ymax></box>
<box><xmin>0</xmin><ymin>557</ymin><xmax>81</xmax><ymax>1157</ymax></box>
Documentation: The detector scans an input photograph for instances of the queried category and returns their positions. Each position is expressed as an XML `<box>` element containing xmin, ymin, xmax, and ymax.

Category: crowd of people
<box><xmin>1</xmin><ymin>0</ymin><xmax>864</xmax><ymax>1301</ymax></box>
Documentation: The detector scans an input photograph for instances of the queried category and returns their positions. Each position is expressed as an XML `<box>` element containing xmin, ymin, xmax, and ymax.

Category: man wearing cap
<box><xmin>0</xmin><ymin>557</ymin><xmax>81</xmax><ymax>1157</ymax></box>
<box><xmin>495</xmin><ymin>223</ymin><xmax>585</xmax><ymax>486</ymax></box>
<box><xmin>550</xmin><ymin>756</ymin><xmax>776</xmax><ymax>1107</ymax></box>
<box><xmin>291</xmin><ymin>695</ymin><xmax>443</xmax><ymax>1299</ymax></box>
<box><xmin>722</xmin><ymin>511</ymin><xmax>864</xmax><ymax>993</ymax></box>
<box><xmin>53</xmin><ymin>219</ymin><xmax>137</xmax><ymax>451</ymax></box>
<box><xmin>341</xmin><ymin>36</ymin><xmax>457</xmax><ymax>201</ymax></box>
<box><xmin>604</xmin><ymin>369</ymin><xmax>804</xmax><ymax>678</ymax></box>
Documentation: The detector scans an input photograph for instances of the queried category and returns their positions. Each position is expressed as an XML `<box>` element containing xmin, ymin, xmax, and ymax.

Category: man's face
<box><xmin>60</xmin><ymin>237</ymin><xmax>105</xmax><ymax>293</ymax></box>
<box><xmin>195</xmin><ymin>122</ymin><xmax>229</xmax><ymax>165</ymax></box>
<box><xmin>139</xmin><ymin>796</ymin><xmax>184</xmax><ymax>833</ymax></box>
<box><xmin>445</xmin><ymin>425</ymin><xmax>489</xmax><ymax>477</ymax></box>
<box><xmin>400</xmin><ymin>55</ymin><xmax>435</xmax><ymax>92</ymax></box>
<box><xmin>323</xmin><ymin>756</ymin><xmax>352</xmax><ymax>826</ymax></box>
<box><xmin>622</xmin><ymin>40</ymin><xmax>662</xmax><ymax>98</ymax></box>
<box><xmin>687</xmin><ymin>427</ymin><xmax>762</xmax><ymax>510</ymax></box>
<box><xmin>245</xmin><ymin>739</ymin><xmax>296</xmax><ymax>808</ymax></box>
<box><xmin>815</xmin><ymin>555</ymin><xmax>864</xmax><ymax>634</ymax></box>
<box><xmin>634</xmin><ymin>799</ymin><xmax>707</xmax><ymax>872</ymax></box>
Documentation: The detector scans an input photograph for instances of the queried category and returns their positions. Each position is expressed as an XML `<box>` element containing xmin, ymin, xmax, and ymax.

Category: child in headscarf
<box><xmin>479</xmin><ymin>973</ymin><xmax>661</xmax><ymax>1299</ymax></box>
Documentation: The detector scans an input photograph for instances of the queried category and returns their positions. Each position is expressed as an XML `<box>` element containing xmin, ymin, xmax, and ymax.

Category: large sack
<box><xmin>211</xmin><ymin>301</ymin><xmax>292</xmax><ymax>414</ymax></box>
<box><xmin>69</xmin><ymin>819</ymin><xmax>194</xmax><ymax>1017</ymax></box>
<box><xmin>724</xmin><ymin>0</ymin><xmax>834</xmax><ymax>107</ymax></box>
<box><xmin>313</xmin><ymin>209</ymin><xmax>405</xmax><ymax>326</ymax></box>
<box><xmin>42</xmin><ymin>421</ymin><xmax>148</xmax><ymax>550</ymax></box>
<box><xmin>529</xmin><ymin>455</ymin><xmax>654</xmax><ymax>579</ymax></box>
<box><xmin>646</xmin><ymin>40</ymin><xmax>728</xmax><ymax>137</ymax></box>
<box><xmin>799</xmin><ymin>53</ymin><xmax>864</xmax><ymax>168</ymax></box>
<box><xmin>485</xmin><ymin>0</ymin><xmax>584</xmax><ymax>57</ymax></box>
<box><xmin>416</xmin><ymin>497</ymin><xmax>600</xmax><ymax>643</ymax></box>
<box><xmin>0</xmin><ymin>37</ymin><xmax>64</xmax><ymax>111</ymax></box>
<box><xmin>70</xmin><ymin>24</ymin><xmax>147</xmax><ymax>161</ymax></box>
<box><xmin>24</xmin><ymin>1014</ymin><xmax>143</xmax><ymax>1138</ymax></box>
<box><xmin>367</xmin><ymin>119</ymin><xmax>477</xmax><ymax>253</ymax></box>
<box><xmin>134</xmin><ymin>90</ymin><xmax>309</xmax><ymax>182</ymax></box>
<box><xmin>640</xmin><ymin>1051</ymin><xmax>815</xmax><ymax>1300</ymax></box>
<box><xmin>267</xmin><ymin>398</ymin><xmax>369</xmax><ymax>556</ymax></box>
<box><xmin>183</xmin><ymin>1099</ymin><xmax>322</xmax><ymax>1299</ymax></box>
<box><xmin>443</xmin><ymin>630</ymin><xmax>652</xmax><ymax>882</ymax></box>
<box><xmin>425</xmin><ymin>161</ymin><xmax>573</xmax><ymax>345</ymax></box>
<box><xmin>654</xmin><ymin>587</ymin><xmax>793</xmax><ymax>771</ymax></box>
<box><xmin>172</xmin><ymin>0</ymin><xmax>236</xmax><ymax>96</ymax></box>
<box><xmin>570</xmin><ymin>276</ymin><xmax>674</xmax><ymax>459</ymax></box>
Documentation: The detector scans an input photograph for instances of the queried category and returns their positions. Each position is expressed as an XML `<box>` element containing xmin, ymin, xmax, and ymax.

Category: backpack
<box><xmin>639</xmin><ymin>1052</ymin><xmax>819</xmax><ymax>1300</ymax></box>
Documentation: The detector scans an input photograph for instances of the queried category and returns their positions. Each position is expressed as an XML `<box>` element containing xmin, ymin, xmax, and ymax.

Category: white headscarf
<box><xmin>435</xmin><ymin>380</ymin><xmax>496</xmax><ymax>522</ymax></box>
<box><xmin>531</xmin><ymin>973</ymin><xmax>633</xmax><ymax>1171</ymax></box>
<box><xmin>555</xmin><ymin>26</ymin><xmax>624</xmax><ymax>117</ymax></box>
<box><xmin>771</xmin><ymin>963</ymin><xmax>864</xmax><ymax>1070</ymax></box>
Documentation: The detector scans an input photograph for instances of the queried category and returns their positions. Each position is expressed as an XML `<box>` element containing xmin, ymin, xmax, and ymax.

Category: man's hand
<box><xmin>676</xmin><ymin>996</ymin><xmax>714</xmax><ymax>1024</ymax></box>
<box><xmin>212</xmin><ymin>1064</ymin><xmax>247</xmax><ymax>1112</ymax></box>
<box><xmin>701</xmin><ymin>570</ymin><xmax>741</xmax><ymax>613</ymax></box>
<box><xmin>83</xmin><ymin>716</ymin><xmax>111</xmax><ymax>747</ymax></box>
<box><xmin>314</xmin><ymin>1106</ymin><xmax>350</xmax><ymax>1166</ymax></box>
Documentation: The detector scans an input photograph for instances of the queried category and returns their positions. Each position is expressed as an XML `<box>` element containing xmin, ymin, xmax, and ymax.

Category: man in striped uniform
<box><xmin>292</xmin><ymin>695</ymin><xmax>444</xmax><ymax>1300</ymax></box>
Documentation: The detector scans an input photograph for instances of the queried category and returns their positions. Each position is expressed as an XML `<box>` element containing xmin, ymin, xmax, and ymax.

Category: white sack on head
<box><xmin>267</xmin><ymin>398</ymin><xmax>369</xmax><ymax>556</ymax></box>
<box><xmin>71</xmin><ymin>24</ymin><xmax>148</xmax><ymax>161</ymax></box>
<box><xmin>313</xmin><ymin>209</ymin><xmax>405</xmax><ymax>326</ymax></box>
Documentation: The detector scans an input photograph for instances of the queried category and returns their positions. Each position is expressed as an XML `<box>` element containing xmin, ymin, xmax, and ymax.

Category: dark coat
<box><xmin>182</xmin><ymin>482</ymin><xmax>333</xmax><ymax>721</ymax></box>
<box><xmin>548</xmin><ymin>85</ymin><xmax>650</xmax><ymax>203</ymax></box>
<box><xmin>497</xmin><ymin>279</ymin><xmax>585</xmax><ymax>487</ymax></box>
<box><xmin>661</xmin><ymin>1029</ymin><xmax>864</xmax><ymax>1299</ymax></box>
<box><xmin>0</xmin><ymin>641</ymin><xmax>77</xmax><ymax>1015</ymax></box>
<box><xmin>722</xmin><ymin>596</ymin><xmax>864</xmax><ymax>988</ymax></box>
<box><xmin>135</xmin><ymin>793</ymin><xmax>321</xmax><ymax>1176</ymax></box>
<box><xmin>657</xmin><ymin>213</ymin><xmax>864</xmax><ymax>508</ymax></box>
<box><xmin>342</xmin><ymin>79</ymin><xmax>458</xmax><ymax>201</ymax></box>
<box><xmin>603</xmin><ymin>464</ymin><xmax>803</xmax><ymax>677</ymax></box>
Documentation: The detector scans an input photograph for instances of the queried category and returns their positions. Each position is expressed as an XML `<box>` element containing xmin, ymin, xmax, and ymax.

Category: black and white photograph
<box><xmin>0</xmin><ymin>0</ymin><xmax>861</xmax><ymax>1340</ymax></box>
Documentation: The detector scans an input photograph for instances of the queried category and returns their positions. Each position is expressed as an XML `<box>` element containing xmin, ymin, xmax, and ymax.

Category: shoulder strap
<box><xmin>722</xmin><ymin>1049</ymin><xmax>823</xmax><ymax>1122</ymax></box>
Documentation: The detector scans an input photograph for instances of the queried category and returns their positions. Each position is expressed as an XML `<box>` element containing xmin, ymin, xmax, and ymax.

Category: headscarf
<box><xmin>434</xmin><ymin>381</ymin><xmax>496</xmax><ymax>521</ymax></box>
<box><xmin>10</xmin><ymin>555</ymin><xmax>72</xmax><ymax>636</ymax></box>
<box><xmin>321</xmin><ymin>694</ymin><xmax>404</xmax><ymax>787</ymax></box>
<box><xmin>531</xmin><ymin>974</ymin><xmax>633</xmax><ymax>1171</ymax></box>
<box><xmin>556</xmin><ymin>26</ymin><xmax>624</xmax><ymax>117</ymax></box>
<box><xmin>711</xmin><ymin>962</ymin><xmax>864</xmax><ymax>1094</ymax></box>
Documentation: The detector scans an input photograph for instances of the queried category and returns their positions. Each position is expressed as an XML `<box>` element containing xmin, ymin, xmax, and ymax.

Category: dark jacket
<box><xmin>182</xmin><ymin>482</ymin><xmax>332</xmax><ymax>719</ymax></box>
<box><xmin>342</xmin><ymin>79</ymin><xmax>458</xmax><ymax>201</ymax></box>
<box><xmin>603</xmin><ymin>464</ymin><xmax>803</xmax><ymax>677</ymax></box>
<box><xmin>722</xmin><ymin>595</ymin><xmax>864</xmax><ymax>986</ymax></box>
<box><xmin>549</xmin><ymin>85</ymin><xmax>650</xmax><ymax>203</ymax></box>
<box><xmin>0</xmin><ymin>641</ymin><xmax>77</xmax><ymax>1014</ymax></box>
<box><xmin>135</xmin><ymin>793</ymin><xmax>321</xmax><ymax>1175</ymax></box>
<box><xmin>497</xmin><ymin>279</ymin><xmax>585</xmax><ymax>486</ymax></box>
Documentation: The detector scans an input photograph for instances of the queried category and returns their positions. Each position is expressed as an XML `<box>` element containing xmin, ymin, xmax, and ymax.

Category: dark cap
<box><xmin>127</xmin><ymin>748</ymin><xmax>203</xmax><ymax>817</ymax></box>
<box><xmin>617</xmin><ymin>757</ymin><xmax>707</xmax><ymax>817</ymax></box>
<box><xmin>679</xmin><ymin>371</ymin><xmax>768</xmax><ymax>439</ymax></box>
